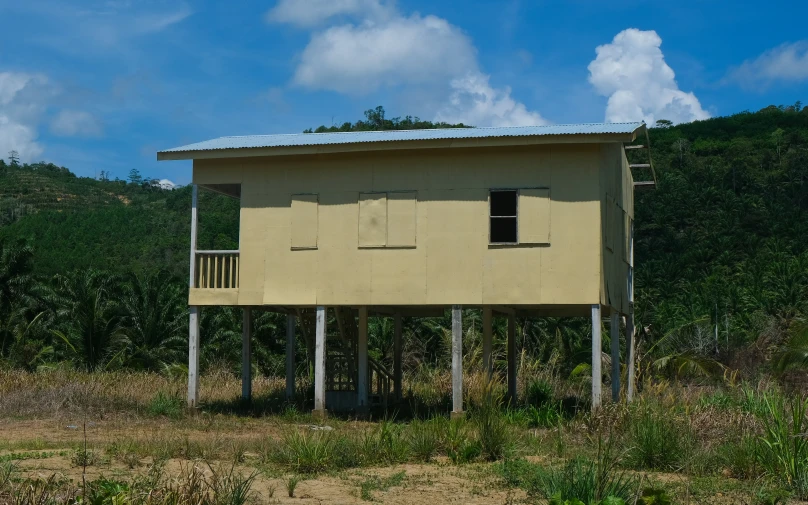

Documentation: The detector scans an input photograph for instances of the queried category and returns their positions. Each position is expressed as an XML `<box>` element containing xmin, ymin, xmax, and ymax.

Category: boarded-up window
<box><xmin>359</xmin><ymin>193</ymin><xmax>388</xmax><ymax>247</ymax></box>
<box><xmin>291</xmin><ymin>194</ymin><xmax>318</xmax><ymax>249</ymax></box>
<box><xmin>624</xmin><ymin>212</ymin><xmax>632</xmax><ymax>264</ymax></box>
<box><xmin>518</xmin><ymin>188</ymin><xmax>550</xmax><ymax>244</ymax></box>
<box><xmin>604</xmin><ymin>195</ymin><xmax>614</xmax><ymax>252</ymax></box>
<box><xmin>387</xmin><ymin>192</ymin><xmax>417</xmax><ymax>247</ymax></box>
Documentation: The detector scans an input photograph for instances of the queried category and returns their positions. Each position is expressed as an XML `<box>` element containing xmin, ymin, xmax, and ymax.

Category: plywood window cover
<box><xmin>359</xmin><ymin>191</ymin><xmax>417</xmax><ymax>249</ymax></box>
<box><xmin>489</xmin><ymin>189</ymin><xmax>519</xmax><ymax>245</ymax></box>
<box><xmin>604</xmin><ymin>194</ymin><xmax>614</xmax><ymax>252</ymax></box>
<box><xmin>291</xmin><ymin>193</ymin><xmax>319</xmax><ymax>250</ymax></box>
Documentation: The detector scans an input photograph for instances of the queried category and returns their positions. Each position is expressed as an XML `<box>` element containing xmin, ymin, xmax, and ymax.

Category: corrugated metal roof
<box><xmin>159</xmin><ymin>122</ymin><xmax>644</xmax><ymax>154</ymax></box>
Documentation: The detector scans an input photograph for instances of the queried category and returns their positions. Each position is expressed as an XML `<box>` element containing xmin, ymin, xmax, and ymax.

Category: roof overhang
<box><xmin>157</xmin><ymin>124</ymin><xmax>646</xmax><ymax>161</ymax></box>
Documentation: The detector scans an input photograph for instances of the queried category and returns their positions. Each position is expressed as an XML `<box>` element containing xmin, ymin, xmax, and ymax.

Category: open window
<box><xmin>489</xmin><ymin>190</ymin><xmax>518</xmax><ymax>244</ymax></box>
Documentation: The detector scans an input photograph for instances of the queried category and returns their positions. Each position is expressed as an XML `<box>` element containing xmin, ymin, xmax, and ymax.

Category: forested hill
<box><xmin>1</xmin><ymin>104</ymin><xmax>807</xmax><ymax>357</ymax></box>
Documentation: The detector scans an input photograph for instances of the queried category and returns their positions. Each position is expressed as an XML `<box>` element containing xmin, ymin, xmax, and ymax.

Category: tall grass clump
<box><xmin>474</xmin><ymin>376</ymin><xmax>510</xmax><ymax>461</ymax></box>
<box><xmin>265</xmin><ymin>431</ymin><xmax>334</xmax><ymax>474</ymax></box>
<box><xmin>147</xmin><ymin>391</ymin><xmax>184</xmax><ymax>419</ymax></box>
<box><xmin>758</xmin><ymin>392</ymin><xmax>808</xmax><ymax>498</ymax></box>
<box><xmin>407</xmin><ymin>419</ymin><xmax>441</xmax><ymax>462</ymax></box>
<box><xmin>625</xmin><ymin>401</ymin><xmax>686</xmax><ymax>471</ymax></box>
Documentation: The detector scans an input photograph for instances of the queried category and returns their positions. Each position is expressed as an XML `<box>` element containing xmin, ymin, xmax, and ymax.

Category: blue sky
<box><xmin>1</xmin><ymin>0</ymin><xmax>806</xmax><ymax>186</ymax></box>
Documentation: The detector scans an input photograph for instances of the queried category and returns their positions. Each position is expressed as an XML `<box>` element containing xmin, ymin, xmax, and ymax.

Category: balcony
<box><xmin>194</xmin><ymin>250</ymin><xmax>239</xmax><ymax>289</ymax></box>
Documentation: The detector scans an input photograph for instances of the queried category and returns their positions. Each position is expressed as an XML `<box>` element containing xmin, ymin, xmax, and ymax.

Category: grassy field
<box><xmin>0</xmin><ymin>369</ymin><xmax>806</xmax><ymax>504</ymax></box>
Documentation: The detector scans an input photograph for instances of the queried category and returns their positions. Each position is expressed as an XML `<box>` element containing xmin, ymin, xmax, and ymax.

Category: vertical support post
<box><xmin>241</xmin><ymin>307</ymin><xmax>252</xmax><ymax>402</ymax></box>
<box><xmin>285</xmin><ymin>314</ymin><xmax>296</xmax><ymax>400</ymax></box>
<box><xmin>451</xmin><ymin>305</ymin><xmax>463</xmax><ymax>418</ymax></box>
<box><xmin>626</xmin><ymin>219</ymin><xmax>636</xmax><ymax>403</ymax></box>
<box><xmin>188</xmin><ymin>306</ymin><xmax>200</xmax><ymax>407</ymax></box>
<box><xmin>482</xmin><ymin>307</ymin><xmax>493</xmax><ymax>377</ymax></box>
<box><xmin>507</xmin><ymin>314</ymin><xmax>517</xmax><ymax>404</ymax></box>
<box><xmin>189</xmin><ymin>184</ymin><xmax>198</xmax><ymax>289</ymax></box>
<box><xmin>357</xmin><ymin>307</ymin><xmax>369</xmax><ymax>412</ymax></box>
<box><xmin>610</xmin><ymin>311</ymin><xmax>620</xmax><ymax>402</ymax></box>
<box><xmin>393</xmin><ymin>312</ymin><xmax>403</xmax><ymax>402</ymax></box>
<box><xmin>313</xmin><ymin>306</ymin><xmax>327</xmax><ymax>419</ymax></box>
<box><xmin>591</xmin><ymin>304</ymin><xmax>602</xmax><ymax>411</ymax></box>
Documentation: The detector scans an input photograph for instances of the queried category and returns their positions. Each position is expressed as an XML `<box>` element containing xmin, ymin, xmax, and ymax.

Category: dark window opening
<box><xmin>490</xmin><ymin>190</ymin><xmax>517</xmax><ymax>243</ymax></box>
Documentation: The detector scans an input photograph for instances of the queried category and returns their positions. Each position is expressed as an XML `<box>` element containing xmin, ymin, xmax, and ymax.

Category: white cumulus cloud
<box><xmin>268</xmin><ymin>0</ymin><xmax>545</xmax><ymax>127</ymax></box>
<box><xmin>50</xmin><ymin>109</ymin><xmax>103</xmax><ymax>137</ymax></box>
<box><xmin>156</xmin><ymin>179</ymin><xmax>176</xmax><ymax>190</ymax></box>
<box><xmin>729</xmin><ymin>41</ymin><xmax>808</xmax><ymax>88</ymax></box>
<box><xmin>435</xmin><ymin>73</ymin><xmax>548</xmax><ymax>127</ymax></box>
<box><xmin>0</xmin><ymin>72</ymin><xmax>49</xmax><ymax>162</ymax></box>
<box><xmin>588</xmin><ymin>28</ymin><xmax>709</xmax><ymax>125</ymax></box>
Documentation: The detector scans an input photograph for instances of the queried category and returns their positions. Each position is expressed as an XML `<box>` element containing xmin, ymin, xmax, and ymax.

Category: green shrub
<box><xmin>527</xmin><ymin>402</ymin><xmax>564</xmax><ymax>428</ymax></box>
<box><xmin>526</xmin><ymin>379</ymin><xmax>554</xmax><ymax>408</ymax></box>
<box><xmin>147</xmin><ymin>391</ymin><xmax>184</xmax><ymax>419</ymax></box>
<box><xmin>639</xmin><ymin>487</ymin><xmax>673</xmax><ymax>505</ymax></box>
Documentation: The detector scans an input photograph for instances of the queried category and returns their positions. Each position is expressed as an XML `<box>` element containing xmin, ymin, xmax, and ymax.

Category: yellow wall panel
<box><xmin>387</xmin><ymin>191</ymin><xmax>417</xmax><ymax>247</ymax></box>
<box><xmin>358</xmin><ymin>193</ymin><xmax>387</xmax><ymax>247</ymax></box>
<box><xmin>518</xmin><ymin>188</ymin><xmax>550</xmax><ymax>244</ymax></box>
<box><xmin>290</xmin><ymin>194</ymin><xmax>318</xmax><ymax>249</ymax></box>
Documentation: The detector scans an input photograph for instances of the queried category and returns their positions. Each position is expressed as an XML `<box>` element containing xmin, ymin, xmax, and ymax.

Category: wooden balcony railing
<box><xmin>194</xmin><ymin>250</ymin><xmax>239</xmax><ymax>289</ymax></box>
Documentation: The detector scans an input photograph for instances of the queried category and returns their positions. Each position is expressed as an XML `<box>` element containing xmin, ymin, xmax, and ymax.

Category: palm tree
<box><xmin>0</xmin><ymin>240</ymin><xmax>36</xmax><ymax>357</ymax></box>
<box><xmin>50</xmin><ymin>270</ymin><xmax>126</xmax><ymax>371</ymax></box>
<box><xmin>119</xmin><ymin>270</ymin><xmax>187</xmax><ymax>370</ymax></box>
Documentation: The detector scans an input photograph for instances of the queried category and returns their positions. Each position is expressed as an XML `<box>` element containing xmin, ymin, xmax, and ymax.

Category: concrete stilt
<box><xmin>393</xmin><ymin>313</ymin><xmax>403</xmax><ymax>402</ymax></box>
<box><xmin>482</xmin><ymin>307</ymin><xmax>492</xmax><ymax>378</ymax></box>
<box><xmin>357</xmin><ymin>307</ymin><xmax>369</xmax><ymax>413</ymax></box>
<box><xmin>591</xmin><ymin>304</ymin><xmax>602</xmax><ymax>410</ymax></box>
<box><xmin>241</xmin><ymin>307</ymin><xmax>252</xmax><ymax>402</ymax></box>
<box><xmin>451</xmin><ymin>305</ymin><xmax>463</xmax><ymax>418</ymax></box>
<box><xmin>626</xmin><ymin>309</ymin><xmax>636</xmax><ymax>402</ymax></box>
<box><xmin>313</xmin><ymin>306</ymin><xmax>327</xmax><ymax>419</ymax></box>
<box><xmin>188</xmin><ymin>306</ymin><xmax>200</xmax><ymax>408</ymax></box>
<box><xmin>285</xmin><ymin>313</ymin><xmax>296</xmax><ymax>400</ymax></box>
<box><xmin>507</xmin><ymin>314</ymin><xmax>517</xmax><ymax>403</ymax></box>
<box><xmin>610</xmin><ymin>311</ymin><xmax>620</xmax><ymax>402</ymax></box>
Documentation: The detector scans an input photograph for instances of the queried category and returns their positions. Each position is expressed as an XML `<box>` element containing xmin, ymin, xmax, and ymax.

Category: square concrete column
<box><xmin>188</xmin><ymin>306</ymin><xmax>200</xmax><ymax>408</ymax></box>
<box><xmin>507</xmin><ymin>314</ymin><xmax>517</xmax><ymax>403</ymax></box>
<box><xmin>285</xmin><ymin>313</ymin><xmax>296</xmax><ymax>400</ymax></box>
<box><xmin>242</xmin><ymin>307</ymin><xmax>252</xmax><ymax>402</ymax></box>
<box><xmin>482</xmin><ymin>307</ymin><xmax>493</xmax><ymax>377</ymax></box>
<box><xmin>313</xmin><ymin>306</ymin><xmax>327</xmax><ymax>419</ymax></box>
<box><xmin>610</xmin><ymin>311</ymin><xmax>620</xmax><ymax>402</ymax></box>
<box><xmin>591</xmin><ymin>304</ymin><xmax>602</xmax><ymax>411</ymax></box>
<box><xmin>393</xmin><ymin>312</ymin><xmax>403</xmax><ymax>402</ymax></box>
<box><xmin>451</xmin><ymin>305</ymin><xmax>463</xmax><ymax>418</ymax></box>
<box><xmin>357</xmin><ymin>307</ymin><xmax>369</xmax><ymax>412</ymax></box>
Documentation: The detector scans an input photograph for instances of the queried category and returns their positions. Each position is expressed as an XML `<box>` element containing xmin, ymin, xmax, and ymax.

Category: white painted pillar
<box><xmin>393</xmin><ymin>312</ymin><xmax>402</xmax><ymax>402</ymax></box>
<box><xmin>507</xmin><ymin>314</ymin><xmax>517</xmax><ymax>403</ymax></box>
<box><xmin>591</xmin><ymin>304</ymin><xmax>602</xmax><ymax>411</ymax></box>
<box><xmin>285</xmin><ymin>314</ymin><xmax>296</xmax><ymax>400</ymax></box>
<box><xmin>357</xmin><ymin>307</ymin><xmax>369</xmax><ymax>411</ymax></box>
<box><xmin>188</xmin><ymin>306</ymin><xmax>200</xmax><ymax>407</ymax></box>
<box><xmin>241</xmin><ymin>307</ymin><xmax>252</xmax><ymax>401</ymax></box>
<box><xmin>626</xmin><ymin>219</ymin><xmax>636</xmax><ymax>403</ymax></box>
<box><xmin>451</xmin><ymin>305</ymin><xmax>463</xmax><ymax>417</ymax></box>
<box><xmin>482</xmin><ymin>307</ymin><xmax>492</xmax><ymax>377</ymax></box>
<box><xmin>610</xmin><ymin>311</ymin><xmax>620</xmax><ymax>402</ymax></box>
<box><xmin>189</xmin><ymin>184</ymin><xmax>198</xmax><ymax>288</ymax></box>
<box><xmin>313</xmin><ymin>306</ymin><xmax>327</xmax><ymax>418</ymax></box>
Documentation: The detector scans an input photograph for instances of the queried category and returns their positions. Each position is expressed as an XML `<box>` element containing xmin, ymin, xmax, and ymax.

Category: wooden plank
<box><xmin>188</xmin><ymin>306</ymin><xmax>200</xmax><ymax>407</ymax></box>
<box><xmin>634</xmin><ymin>181</ymin><xmax>656</xmax><ymax>190</ymax></box>
<box><xmin>242</xmin><ymin>308</ymin><xmax>252</xmax><ymax>401</ymax></box>
<box><xmin>451</xmin><ymin>305</ymin><xmax>463</xmax><ymax>416</ymax></box>
<box><xmin>518</xmin><ymin>188</ymin><xmax>551</xmax><ymax>244</ymax></box>
<box><xmin>629</xmin><ymin>163</ymin><xmax>651</xmax><ymax>169</ymax></box>
<box><xmin>235</xmin><ymin>256</ymin><xmax>239</xmax><ymax>288</ymax></box>
<box><xmin>286</xmin><ymin>314</ymin><xmax>296</xmax><ymax>400</ymax></box>
<box><xmin>189</xmin><ymin>185</ymin><xmax>198</xmax><ymax>288</ymax></box>
<box><xmin>291</xmin><ymin>194</ymin><xmax>319</xmax><ymax>249</ymax></box>
<box><xmin>610</xmin><ymin>312</ymin><xmax>620</xmax><ymax>402</ymax></box>
<box><xmin>206</xmin><ymin>255</ymin><xmax>212</xmax><ymax>289</ymax></box>
<box><xmin>313</xmin><ymin>306</ymin><xmax>327</xmax><ymax>416</ymax></box>
<box><xmin>359</xmin><ymin>193</ymin><xmax>387</xmax><ymax>247</ymax></box>
<box><xmin>623</xmin><ymin>145</ymin><xmax>645</xmax><ymax>150</ymax></box>
<box><xmin>591</xmin><ymin>305</ymin><xmax>602</xmax><ymax>410</ymax></box>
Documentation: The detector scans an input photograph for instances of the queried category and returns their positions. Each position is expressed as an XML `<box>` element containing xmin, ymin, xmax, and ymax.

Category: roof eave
<box><xmin>157</xmin><ymin>128</ymin><xmax>642</xmax><ymax>161</ymax></box>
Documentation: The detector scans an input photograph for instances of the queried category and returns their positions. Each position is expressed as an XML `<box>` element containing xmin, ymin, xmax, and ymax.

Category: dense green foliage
<box><xmin>0</xmin><ymin>104</ymin><xmax>807</xmax><ymax>384</ymax></box>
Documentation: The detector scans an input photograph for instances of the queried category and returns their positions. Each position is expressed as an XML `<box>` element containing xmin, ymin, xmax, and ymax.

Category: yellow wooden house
<box><xmin>157</xmin><ymin>123</ymin><xmax>653</xmax><ymax>416</ymax></box>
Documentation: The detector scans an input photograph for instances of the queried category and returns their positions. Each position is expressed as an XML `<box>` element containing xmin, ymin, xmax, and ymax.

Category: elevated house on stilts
<box><xmin>157</xmin><ymin>123</ymin><xmax>655</xmax><ymax>417</ymax></box>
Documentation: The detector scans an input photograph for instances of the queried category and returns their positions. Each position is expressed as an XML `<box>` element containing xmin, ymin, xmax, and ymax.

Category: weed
<box><xmin>359</xmin><ymin>471</ymin><xmax>407</xmax><ymax>501</ymax></box>
<box><xmin>758</xmin><ymin>391</ymin><xmax>808</xmax><ymax>498</ymax></box>
<box><xmin>717</xmin><ymin>434</ymin><xmax>760</xmax><ymax>479</ymax></box>
<box><xmin>474</xmin><ymin>377</ymin><xmax>510</xmax><ymax>461</ymax></box>
<box><xmin>446</xmin><ymin>418</ymin><xmax>481</xmax><ymax>464</ymax></box>
<box><xmin>286</xmin><ymin>475</ymin><xmax>301</xmax><ymax>497</ymax></box>
<box><xmin>527</xmin><ymin>402</ymin><xmax>564</xmax><ymax>428</ymax></box>
<box><xmin>408</xmin><ymin>420</ymin><xmax>440</xmax><ymax>462</ymax></box>
<box><xmin>147</xmin><ymin>391</ymin><xmax>184</xmax><ymax>419</ymax></box>
<box><xmin>625</xmin><ymin>402</ymin><xmax>684</xmax><ymax>471</ymax></box>
<box><xmin>639</xmin><ymin>487</ymin><xmax>673</xmax><ymax>505</ymax></box>
<box><xmin>71</xmin><ymin>447</ymin><xmax>97</xmax><ymax>467</ymax></box>
<box><xmin>526</xmin><ymin>379</ymin><xmax>554</xmax><ymax>408</ymax></box>
<box><xmin>269</xmin><ymin>430</ymin><xmax>333</xmax><ymax>474</ymax></box>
